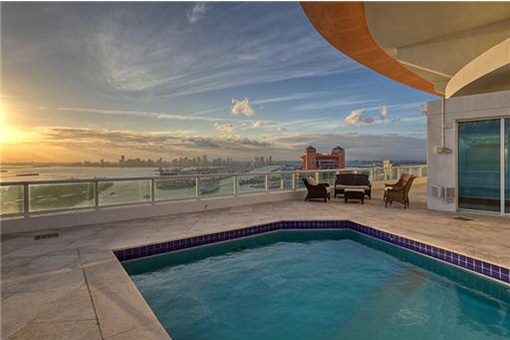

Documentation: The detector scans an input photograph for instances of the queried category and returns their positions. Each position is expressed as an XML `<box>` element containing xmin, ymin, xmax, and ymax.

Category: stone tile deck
<box><xmin>2</xmin><ymin>183</ymin><xmax>509</xmax><ymax>339</ymax></box>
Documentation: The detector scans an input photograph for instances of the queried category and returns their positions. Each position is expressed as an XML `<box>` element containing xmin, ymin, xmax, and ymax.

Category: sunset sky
<box><xmin>1</xmin><ymin>2</ymin><xmax>437</xmax><ymax>163</ymax></box>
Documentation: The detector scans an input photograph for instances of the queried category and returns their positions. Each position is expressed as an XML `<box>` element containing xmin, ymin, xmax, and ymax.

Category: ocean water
<box><xmin>125</xmin><ymin>230</ymin><xmax>510</xmax><ymax>340</ymax></box>
<box><xmin>0</xmin><ymin>165</ymin><xmax>160</xmax><ymax>181</ymax></box>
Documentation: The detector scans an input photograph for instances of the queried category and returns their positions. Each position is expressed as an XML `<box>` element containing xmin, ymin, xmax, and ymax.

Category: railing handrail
<box><xmin>0</xmin><ymin>165</ymin><xmax>427</xmax><ymax>186</ymax></box>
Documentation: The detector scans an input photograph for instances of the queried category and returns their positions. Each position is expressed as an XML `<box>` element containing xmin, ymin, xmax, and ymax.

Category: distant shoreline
<box><xmin>0</xmin><ymin>160</ymin><xmax>427</xmax><ymax>168</ymax></box>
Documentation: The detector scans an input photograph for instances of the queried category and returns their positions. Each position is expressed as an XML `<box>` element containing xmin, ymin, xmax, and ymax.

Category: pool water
<box><xmin>124</xmin><ymin>230</ymin><xmax>510</xmax><ymax>340</ymax></box>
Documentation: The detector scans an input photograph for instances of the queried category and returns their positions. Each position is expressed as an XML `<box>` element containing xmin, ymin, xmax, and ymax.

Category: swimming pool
<box><xmin>123</xmin><ymin>229</ymin><xmax>510</xmax><ymax>340</ymax></box>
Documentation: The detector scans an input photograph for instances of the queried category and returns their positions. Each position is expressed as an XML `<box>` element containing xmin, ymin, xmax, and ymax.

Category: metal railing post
<box><xmin>292</xmin><ymin>172</ymin><xmax>296</xmax><ymax>191</ymax></box>
<box><xmin>23</xmin><ymin>184</ymin><xmax>29</xmax><ymax>217</ymax></box>
<box><xmin>315</xmin><ymin>171</ymin><xmax>319</xmax><ymax>183</ymax></box>
<box><xmin>151</xmin><ymin>179</ymin><xmax>155</xmax><ymax>204</ymax></box>
<box><xmin>265</xmin><ymin>174</ymin><xmax>269</xmax><ymax>192</ymax></box>
<box><xmin>94</xmin><ymin>180</ymin><xmax>100</xmax><ymax>210</ymax></box>
<box><xmin>233</xmin><ymin>175</ymin><xmax>238</xmax><ymax>197</ymax></box>
<box><xmin>195</xmin><ymin>177</ymin><xmax>200</xmax><ymax>200</ymax></box>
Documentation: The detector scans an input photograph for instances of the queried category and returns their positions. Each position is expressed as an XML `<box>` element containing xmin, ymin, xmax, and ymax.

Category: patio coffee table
<box><xmin>344</xmin><ymin>188</ymin><xmax>365</xmax><ymax>204</ymax></box>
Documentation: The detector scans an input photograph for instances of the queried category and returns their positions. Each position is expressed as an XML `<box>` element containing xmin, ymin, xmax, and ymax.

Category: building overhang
<box><xmin>301</xmin><ymin>2</ymin><xmax>510</xmax><ymax>98</ymax></box>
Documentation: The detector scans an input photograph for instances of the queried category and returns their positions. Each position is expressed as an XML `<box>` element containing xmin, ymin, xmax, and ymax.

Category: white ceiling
<box><xmin>364</xmin><ymin>2</ymin><xmax>510</xmax><ymax>97</ymax></box>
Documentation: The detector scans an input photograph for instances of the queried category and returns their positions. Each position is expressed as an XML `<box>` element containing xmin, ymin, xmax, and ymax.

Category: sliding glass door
<box><xmin>458</xmin><ymin>120</ymin><xmax>500</xmax><ymax>212</ymax></box>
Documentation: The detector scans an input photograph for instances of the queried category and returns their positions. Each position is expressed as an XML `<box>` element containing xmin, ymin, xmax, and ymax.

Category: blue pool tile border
<box><xmin>114</xmin><ymin>220</ymin><xmax>510</xmax><ymax>285</ymax></box>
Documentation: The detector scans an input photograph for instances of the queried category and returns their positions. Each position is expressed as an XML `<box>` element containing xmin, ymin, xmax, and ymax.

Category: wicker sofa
<box><xmin>334</xmin><ymin>173</ymin><xmax>372</xmax><ymax>199</ymax></box>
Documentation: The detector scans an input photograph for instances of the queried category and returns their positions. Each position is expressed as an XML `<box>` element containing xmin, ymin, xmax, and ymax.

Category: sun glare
<box><xmin>0</xmin><ymin>106</ymin><xmax>27</xmax><ymax>145</ymax></box>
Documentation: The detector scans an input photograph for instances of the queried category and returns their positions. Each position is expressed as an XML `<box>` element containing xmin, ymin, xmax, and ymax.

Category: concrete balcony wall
<box><xmin>1</xmin><ymin>190</ymin><xmax>306</xmax><ymax>234</ymax></box>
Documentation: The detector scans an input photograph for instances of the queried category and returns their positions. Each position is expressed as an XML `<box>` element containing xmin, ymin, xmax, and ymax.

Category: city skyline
<box><xmin>1</xmin><ymin>2</ymin><xmax>436</xmax><ymax>164</ymax></box>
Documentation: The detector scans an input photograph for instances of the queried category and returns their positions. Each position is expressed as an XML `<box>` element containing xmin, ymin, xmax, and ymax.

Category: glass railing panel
<box><xmin>390</xmin><ymin>168</ymin><xmax>400</xmax><ymax>181</ymax></box>
<box><xmin>238</xmin><ymin>174</ymin><xmax>266</xmax><ymax>194</ymax></box>
<box><xmin>98</xmin><ymin>180</ymin><xmax>151</xmax><ymax>206</ymax></box>
<box><xmin>199</xmin><ymin>175</ymin><xmax>234</xmax><ymax>198</ymax></box>
<box><xmin>29</xmin><ymin>182</ymin><xmax>95</xmax><ymax>212</ymax></box>
<box><xmin>318</xmin><ymin>171</ymin><xmax>337</xmax><ymax>185</ymax></box>
<box><xmin>268</xmin><ymin>173</ymin><xmax>289</xmax><ymax>192</ymax></box>
<box><xmin>355</xmin><ymin>169</ymin><xmax>371</xmax><ymax>177</ymax></box>
<box><xmin>411</xmin><ymin>167</ymin><xmax>422</xmax><ymax>177</ymax></box>
<box><xmin>398</xmin><ymin>167</ymin><xmax>410</xmax><ymax>176</ymax></box>
<box><xmin>372</xmin><ymin>168</ymin><xmax>386</xmax><ymax>182</ymax></box>
<box><xmin>421</xmin><ymin>166</ymin><xmax>427</xmax><ymax>177</ymax></box>
<box><xmin>278</xmin><ymin>173</ymin><xmax>294</xmax><ymax>191</ymax></box>
<box><xmin>154</xmin><ymin>178</ymin><xmax>196</xmax><ymax>201</ymax></box>
<box><xmin>295</xmin><ymin>172</ymin><xmax>310</xmax><ymax>189</ymax></box>
<box><xmin>1</xmin><ymin>185</ymin><xmax>24</xmax><ymax>215</ymax></box>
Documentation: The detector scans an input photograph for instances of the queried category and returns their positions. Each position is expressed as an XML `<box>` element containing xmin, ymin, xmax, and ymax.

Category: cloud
<box><xmin>184</xmin><ymin>136</ymin><xmax>220</xmax><ymax>148</ymax></box>
<box><xmin>187</xmin><ymin>2</ymin><xmax>209</xmax><ymax>24</ymax></box>
<box><xmin>291</xmin><ymin>97</ymin><xmax>381</xmax><ymax>112</ymax></box>
<box><xmin>34</xmin><ymin>126</ymin><xmax>425</xmax><ymax>161</ymax></box>
<box><xmin>230</xmin><ymin>98</ymin><xmax>254</xmax><ymax>117</ymax></box>
<box><xmin>380</xmin><ymin>106</ymin><xmax>388</xmax><ymax>119</ymax></box>
<box><xmin>37</xmin><ymin>107</ymin><xmax>48</xmax><ymax>111</ymax></box>
<box><xmin>58</xmin><ymin>107</ymin><xmax>232</xmax><ymax>123</ymax></box>
<box><xmin>275</xmin><ymin>126</ymin><xmax>287</xmax><ymax>132</ymax></box>
<box><xmin>344</xmin><ymin>109</ymin><xmax>374</xmax><ymax>126</ymax></box>
<box><xmin>251</xmin><ymin>121</ymin><xmax>266</xmax><ymax>128</ymax></box>
<box><xmin>238</xmin><ymin>54</ymin><xmax>258</xmax><ymax>62</ymax></box>
<box><xmin>40</xmin><ymin>126</ymin><xmax>272</xmax><ymax>153</ymax></box>
<box><xmin>222</xmin><ymin>135</ymin><xmax>271</xmax><ymax>147</ymax></box>
<box><xmin>82</xmin><ymin>3</ymin><xmax>358</xmax><ymax>95</ymax></box>
<box><xmin>215</xmin><ymin>123</ymin><xmax>237</xmax><ymax>135</ymax></box>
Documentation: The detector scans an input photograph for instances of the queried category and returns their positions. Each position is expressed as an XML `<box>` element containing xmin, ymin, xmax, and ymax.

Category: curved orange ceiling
<box><xmin>301</xmin><ymin>2</ymin><xmax>442</xmax><ymax>97</ymax></box>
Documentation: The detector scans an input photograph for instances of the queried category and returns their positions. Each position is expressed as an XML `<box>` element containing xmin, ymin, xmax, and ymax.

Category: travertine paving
<box><xmin>2</xmin><ymin>183</ymin><xmax>509</xmax><ymax>339</ymax></box>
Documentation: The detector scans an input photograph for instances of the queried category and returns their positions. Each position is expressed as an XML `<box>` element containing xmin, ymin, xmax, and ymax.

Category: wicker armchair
<box><xmin>383</xmin><ymin>174</ymin><xmax>415</xmax><ymax>209</ymax></box>
<box><xmin>303</xmin><ymin>177</ymin><xmax>332</xmax><ymax>203</ymax></box>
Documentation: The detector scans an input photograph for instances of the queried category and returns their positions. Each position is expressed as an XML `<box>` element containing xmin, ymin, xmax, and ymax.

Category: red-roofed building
<box><xmin>301</xmin><ymin>145</ymin><xmax>345</xmax><ymax>170</ymax></box>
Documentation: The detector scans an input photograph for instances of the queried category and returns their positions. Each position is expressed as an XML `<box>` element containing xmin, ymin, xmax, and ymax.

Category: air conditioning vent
<box><xmin>431</xmin><ymin>185</ymin><xmax>444</xmax><ymax>198</ymax></box>
<box><xmin>445</xmin><ymin>187</ymin><xmax>455</xmax><ymax>199</ymax></box>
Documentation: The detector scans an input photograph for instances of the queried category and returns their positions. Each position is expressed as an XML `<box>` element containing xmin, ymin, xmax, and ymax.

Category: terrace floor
<box><xmin>2</xmin><ymin>183</ymin><xmax>509</xmax><ymax>340</ymax></box>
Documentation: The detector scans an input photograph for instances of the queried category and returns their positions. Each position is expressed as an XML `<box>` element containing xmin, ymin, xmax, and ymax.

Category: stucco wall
<box><xmin>427</xmin><ymin>90</ymin><xmax>510</xmax><ymax>212</ymax></box>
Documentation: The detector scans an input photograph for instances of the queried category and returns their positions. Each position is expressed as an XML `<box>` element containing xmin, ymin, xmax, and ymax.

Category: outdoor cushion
<box><xmin>307</xmin><ymin>177</ymin><xmax>317</xmax><ymax>186</ymax></box>
<box><xmin>344</xmin><ymin>188</ymin><xmax>365</xmax><ymax>193</ymax></box>
<box><xmin>335</xmin><ymin>184</ymin><xmax>371</xmax><ymax>191</ymax></box>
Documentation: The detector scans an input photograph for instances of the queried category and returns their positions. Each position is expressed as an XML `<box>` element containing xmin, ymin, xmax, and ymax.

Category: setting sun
<box><xmin>0</xmin><ymin>107</ymin><xmax>26</xmax><ymax>145</ymax></box>
<box><xmin>0</xmin><ymin>123</ymin><xmax>26</xmax><ymax>145</ymax></box>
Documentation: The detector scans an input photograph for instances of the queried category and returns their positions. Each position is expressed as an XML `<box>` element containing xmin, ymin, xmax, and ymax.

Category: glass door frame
<box><xmin>503</xmin><ymin>118</ymin><xmax>508</xmax><ymax>215</ymax></box>
<box><xmin>456</xmin><ymin>117</ymin><xmax>508</xmax><ymax>215</ymax></box>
